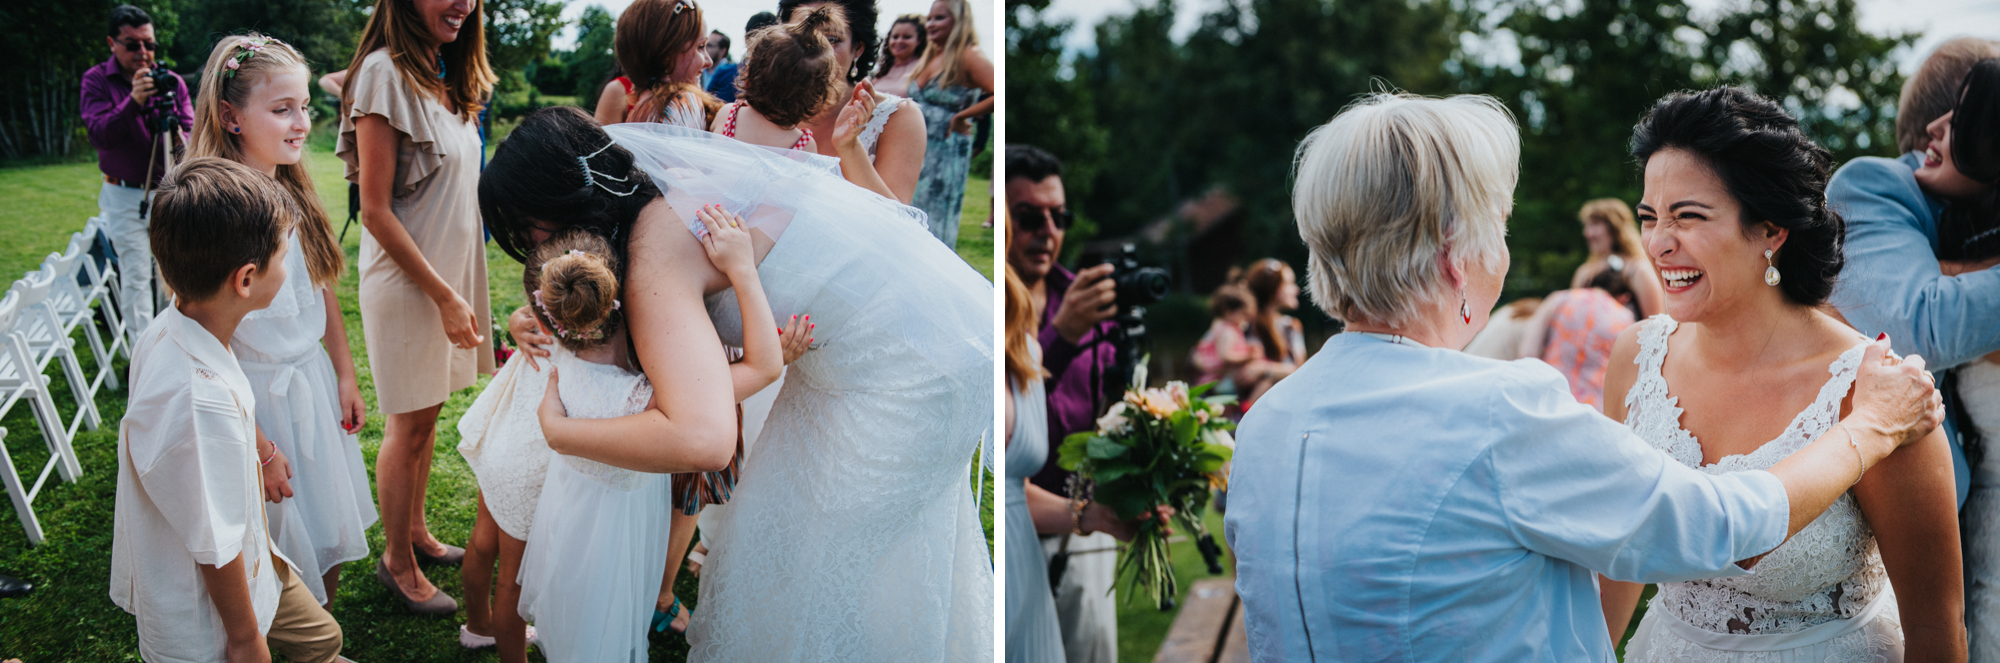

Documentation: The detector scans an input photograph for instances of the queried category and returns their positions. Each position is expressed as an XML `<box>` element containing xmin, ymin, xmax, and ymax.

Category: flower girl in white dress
<box><xmin>517</xmin><ymin>205</ymin><xmax>798</xmax><ymax>661</ymax></box>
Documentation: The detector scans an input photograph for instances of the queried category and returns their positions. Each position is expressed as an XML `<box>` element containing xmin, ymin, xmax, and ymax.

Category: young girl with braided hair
<box><xmin>188</xmin><ymin>32</ymin><xmax>376</xmax><ymax>610</ymax></box>
<box><xmin>512</xmin><ymin>206</ymin><xmax>807</xmax><ymax>660</ymax></box>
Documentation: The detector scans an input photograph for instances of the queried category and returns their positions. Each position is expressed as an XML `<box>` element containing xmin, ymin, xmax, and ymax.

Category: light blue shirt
<box><xmin>1828</xmin><ymin>152</ymin><xmax>1976</xmax><ymax>506</ymax></box>
<box><xmin>1223</xmin><ymin>334</ymin><xmax>1790</xmax><ymax>662</ymax></box>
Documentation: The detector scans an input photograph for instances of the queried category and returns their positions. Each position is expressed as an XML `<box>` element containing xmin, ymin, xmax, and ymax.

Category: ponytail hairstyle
<box><xmin>1242</xmin><ymin>259</ymin><xmax>1294</xmax><ymax>362</ymax></box>
<box><xmin>778</xmin><ymin>0</ymin><xmax>880</xmax><ymax>84</ymax></box>
<box><xmin>911</xmin><ymin>0</ymin><xmax>979</xmax><ymax>89</ymax></box>
<box><xmin>616</xmin><ymin>0</ymin><xmax>721</xmax><ymax>126</ymax></box>
<box><xmin>528</xmin><ymin>230</ymin><xmax>625</xmax><ymax>352</ymax></box>
<box><xmin>873</xmin><ymin>13</ymin><xmax>927</xmax><ymax>77</ymax></box>
<box><xmin>343</xmin><ymin>0</ymin><xmax>496</xmax><ymax>123</ymax></box>
<box><xmin>191</xmin><ymin>33</ymin><xmax>344</xmax><ymax>288</ymax></box>
<box><xmin>739</xmin><ymin>5</ymin><xmax>847</xmax><ymax>129</ymax></box>
<box><xmin>1630</xmin><ymin>87</ymin><xmax>1844</xmax><ymax>306</ymax></box>
<box><xmin>1936</xmin><ymin>59</ymin><xmax>2000</xmax><ymax>263</ymax></box>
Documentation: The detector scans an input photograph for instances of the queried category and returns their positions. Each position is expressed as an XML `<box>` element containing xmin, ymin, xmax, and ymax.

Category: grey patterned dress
<box><xmin>911</xmin><ymin>77</ymin><xmax>984</xmax><ymax>249</ymax></box>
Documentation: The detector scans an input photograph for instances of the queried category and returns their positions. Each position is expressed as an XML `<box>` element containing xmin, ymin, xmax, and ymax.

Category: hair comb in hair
<box><xmin>577</xmin><ymin>142</ymin><xmax>640</xmax><ymax>196</ymax></box>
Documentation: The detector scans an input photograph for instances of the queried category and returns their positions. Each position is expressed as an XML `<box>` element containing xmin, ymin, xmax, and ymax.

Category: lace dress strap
<box><xmin>859</xmin><ymin>96</ymin><xmax>904</xmax><ymax>157</ymax></box>
<box><xmin>1624</xmin><ymin>315</ymin><xmax>1679</xmax><ymax>415</ymax></box>
<box><xmin>1773</xmin><ymin>343</ymin><xmax>1868</xmax><ymax>457</ymax></box>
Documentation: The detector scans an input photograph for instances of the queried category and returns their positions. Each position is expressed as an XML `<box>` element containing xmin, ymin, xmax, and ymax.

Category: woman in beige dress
<box><xmin>336</xmin><ymin>0</ymin><xmax>496</xmax><ymax>615</ymax></box>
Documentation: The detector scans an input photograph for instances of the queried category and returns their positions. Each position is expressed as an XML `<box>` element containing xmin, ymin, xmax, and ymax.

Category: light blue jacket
<box><xmin>1223</xmin><ymin>335</ymin><xmax>1790</xmax><ymax>662</ymax></box>
<box><xmin>1827</xmin><ymin>151</ymin><xmax>1979</xmax><ymax>507</ymax></box>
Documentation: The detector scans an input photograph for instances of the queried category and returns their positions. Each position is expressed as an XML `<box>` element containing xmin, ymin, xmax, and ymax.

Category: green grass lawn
<box><xmin>0</xmin><ymin>143</ymin><xmax>994</xmax><ymax>662</ymax></box>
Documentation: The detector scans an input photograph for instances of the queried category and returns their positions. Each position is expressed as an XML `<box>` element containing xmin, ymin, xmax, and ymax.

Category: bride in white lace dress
<box><xmin>480</xmin><ymin>107</ymin><xmax>992</xmax><ymax>661</ymax></box>
<box><xmin>1598</xmin><ymin>88</ymin><xmax>1963</xmax><ymax>661</ymax></box>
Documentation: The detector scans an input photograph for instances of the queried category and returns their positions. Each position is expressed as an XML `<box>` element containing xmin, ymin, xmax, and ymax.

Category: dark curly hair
<box><xmin>480</xmin><ymin>106</ymin><xmax>661</xmax><ymax>275</ymax></box>
<box><xmin>1937</xmin><ymin>59</ymin><xmax>2000</xmax><ymax>262</ymax></box>
<box><xmin>1630</xmin><ymin>87</ymin><xmax>1844</xmax><ymax>306</ymax></box>
<box><xmin>777</xmin><ymin>0</ymin><xmax>878</xmax><ymax>84</ymax></box>
<box><xmin>738</xmin><ymin>5</ymin><xmax>846</xmax><ymax>128</ymax></box>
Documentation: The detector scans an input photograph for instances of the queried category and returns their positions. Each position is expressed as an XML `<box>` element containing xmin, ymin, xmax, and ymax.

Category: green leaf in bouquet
<box><xmin>1092</xmin><ymin>462</ymin><xmax>1141</xmax><ymax>483</ymax></box>
<box><xmin>1172</xmin><ymin>413</ymin><xmax>1199</xmax><ymax>446</ymax></box>
<box><xmin>1195</xmin><ymin>449</ymin><xmax>1229</xmax><ymax>474</ymax></box>
<box><xmin>1057</xmin><ymin>433</ymin><xmax>1097</xmax><ymax>471</ymax></box>
<box><xmin>1103</xmin><ymin>488</ymin><xmax>1157</xmax><ymax>521</ymax></box>
<box><xmin>1086</xmin><ymin>436</ymin><xmax>1130</xmax><ymax>460</ymax></box>
<box><xmin>1190</xmin><ymin>382</ymin><xmax>1216</xmax><ymax>399</ymax></box>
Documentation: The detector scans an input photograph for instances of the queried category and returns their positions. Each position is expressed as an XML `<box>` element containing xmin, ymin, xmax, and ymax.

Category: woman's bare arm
<box><xmin>945</xmin><ymin>50</ymin><xmax>995</xmax><ymax>136</ymax></box>
<box><xmin>536</xmin><ymin>204</ymin><xmax>740</xmax><ymax>473</ymax></box>
<box><xmin>595</xmin><ymin>80</ymin><xmax>628</xmax><ymax>127</ymax></box>
<box><xmin>1854</xmin><ymin>421</ymin><xmax>1964</xmax><ymax>661</ymax></box>
<box><xmin>1596</xmin><ymin>324</ymin><xmax>1648</xmax><ymax>641</ymax></box>
<box><xmin>353</xmin><ymin>113</ymin><xmax>483</xmax><ymax>349</ymax></box>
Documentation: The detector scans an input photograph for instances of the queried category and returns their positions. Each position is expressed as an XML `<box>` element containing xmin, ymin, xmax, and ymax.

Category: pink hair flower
<box><xmin>225</xmin><ymin>59</ymin><xmax>240</xmax><ymax>71</ymax></box>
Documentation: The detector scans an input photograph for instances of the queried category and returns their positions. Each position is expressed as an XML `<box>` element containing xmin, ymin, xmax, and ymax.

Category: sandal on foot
<box><xmin>376</xmin><ymin>559</ymin><xmax>458</xmax><ymax>615</ymax></box>
<box><xmin>652</xmin><ymin>595</ymin><xmax>687</xmax><ymax>635</ymax></box>
<box><xmin>413</xmin><ymin>542</ymin><xmax>466</xmax><ymax>566</ymax></box>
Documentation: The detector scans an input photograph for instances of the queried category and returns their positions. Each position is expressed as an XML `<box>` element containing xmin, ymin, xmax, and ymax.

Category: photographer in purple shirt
<box><xmin>80</xmin><ymin>4</ymin><xmax>191</xmax><ymax>342</ymax></box>
<box><xmin>1005</xmin><ymin>144</ymin><xmax>1123</xmax><ymax>663</ymax></box>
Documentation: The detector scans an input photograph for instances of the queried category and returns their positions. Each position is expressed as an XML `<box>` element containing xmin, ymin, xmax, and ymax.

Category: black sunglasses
<box><xmin>120</xmin><ymin>39</ymin><xmax>160</xmax><ymax>52</ymax></box>
<box><xmin>1011</xmin><ymin>204</ymin><xmax>1074</xmax><ymax>232</ymax></box>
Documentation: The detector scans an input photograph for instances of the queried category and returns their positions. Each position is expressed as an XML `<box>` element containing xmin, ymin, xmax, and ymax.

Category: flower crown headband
<box><xmin>533</xmin><ymin>250</ymin><xmax>623</xmax><ymax>343</ymax></box>
<box><xmin>221</xmin><ymin>36</ymin><xmax>275</xmax><ymax>79</ymax></box>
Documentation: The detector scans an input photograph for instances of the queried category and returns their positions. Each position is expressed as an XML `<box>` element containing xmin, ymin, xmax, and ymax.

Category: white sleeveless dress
<box><xmin>516</xmin><ymin>353</ymin><xmax>670</xmax><ymax>663</ymax></box>
<box><xmin>603</xmin><ymin>123</ymin><xmax>992</xmax><ymax>662</ymax></box>
<box><xmin>1622</xmin><ymin>316</ymin><xmax>1903</xmax><ymax>661</ymax></box>
<box><xmin>234</xmin><ymin>231</ymin><xmax>377</xmax><ymax>604</ymax></box>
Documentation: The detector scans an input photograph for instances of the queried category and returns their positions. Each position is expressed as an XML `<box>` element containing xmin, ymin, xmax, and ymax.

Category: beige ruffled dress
<box><xmin>335</xmin><ymin>49</ymin><xmax>494</xmax><ymax>414</ymax></box>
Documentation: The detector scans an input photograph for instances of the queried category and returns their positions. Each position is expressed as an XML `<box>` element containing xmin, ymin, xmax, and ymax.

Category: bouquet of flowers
<box><xmin>1058</xmin><ymin>380</ymin><xmax>1234</xmax><ymax>610</ymax></box>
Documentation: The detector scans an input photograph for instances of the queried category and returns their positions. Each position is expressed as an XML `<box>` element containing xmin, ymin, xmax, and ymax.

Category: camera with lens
<box><xmin>1077</xmin><ymin>242</ymin><xmax>1171</xmax><ymax>412</ymax></box>
<box><xmin>1097</xmin><ymin>243</ymin><xmax>1170</xmax><ymax>313</ymax></box>
<box><xmin>142</xmin><ymin>65</ymin><xmax>185</xmax><ymax>134</ymax></box>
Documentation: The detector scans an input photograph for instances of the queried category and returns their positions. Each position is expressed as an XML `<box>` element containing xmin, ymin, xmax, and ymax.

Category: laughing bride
<box><xmin>1602</xmin><ymin>87</ymin><xmax>1964</xmax><ymax>661</ymax></box>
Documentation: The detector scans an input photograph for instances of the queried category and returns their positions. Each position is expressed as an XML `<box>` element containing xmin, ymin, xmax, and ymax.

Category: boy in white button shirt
<box><xmin>109</xmin><ymin>157</ymin><xmax>347</xmax><ymax>663</ymax></box>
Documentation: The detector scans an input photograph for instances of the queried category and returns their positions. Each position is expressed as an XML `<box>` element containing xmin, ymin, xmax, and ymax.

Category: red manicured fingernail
<box><xmin>1877</xmin><ymin>333</ymin><xmax>1888</xmax><ymax>341</ymax></box>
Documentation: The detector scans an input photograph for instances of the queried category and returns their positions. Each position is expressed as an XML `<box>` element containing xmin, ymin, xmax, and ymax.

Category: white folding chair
<box><xmin>45</xmin><ymin>236</ymin><xmax>125</xmax><ymax>395</ymax></box>
<box><xmin>11</xmin><ymin>267</ymin><xmax>102</xmax><ymax>439</ymax></box>
<box><xmin>0</xmin><ymin>289</ymin><xmax>82</xmax><ymax>546</ymax></box>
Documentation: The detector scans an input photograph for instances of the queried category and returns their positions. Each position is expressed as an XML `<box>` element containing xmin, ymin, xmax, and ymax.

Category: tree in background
<box><xmin>0</xmin><ymin>1</ymin><xmax>184</xmax><ymax>160</ymax></box>
<box><xmin>486</xmin><ymin>0</ymin><xmax>568</xmax><ymax>116</ymax></box>
<box><xmin>1007</xmin><ymin>0</ymin><xmax>1914</xmax><ymax>303</ymax></box>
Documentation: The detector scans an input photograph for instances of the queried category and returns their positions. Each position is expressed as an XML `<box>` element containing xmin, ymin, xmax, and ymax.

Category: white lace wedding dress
<box><xmin>605</xmin><ymin>123</ymin><xmax>994</xmax><ymax>662</ymax></box>
<box><xmin>1622</xmin><ymin>316</ymin><xmax>1903</xmax><ymax>661</ymax></box>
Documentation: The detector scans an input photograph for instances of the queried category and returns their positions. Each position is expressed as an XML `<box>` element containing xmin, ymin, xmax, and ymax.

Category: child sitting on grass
<box><xmin>109</xmin><ymin>157</ymin><xmax>349</xmax><ymax>663</ymax></box>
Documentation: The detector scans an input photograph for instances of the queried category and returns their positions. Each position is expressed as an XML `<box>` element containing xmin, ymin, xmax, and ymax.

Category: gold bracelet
<box><xmin>1071</xmin><ymin>498</ymin><xmax>1087</xmax><ymax>536</ymax></box>
<box><xmin>1833</xmin><ymin>423</ymin><xmax>1867</xmax><ymax>486</ymax></box>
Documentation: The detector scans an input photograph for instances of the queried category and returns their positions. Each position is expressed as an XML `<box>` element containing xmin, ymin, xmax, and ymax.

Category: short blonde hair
<box><xmin>1292</xmin><ymin>92</ymin><xmax>1518</xmax><ymax>327</ymax></box>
